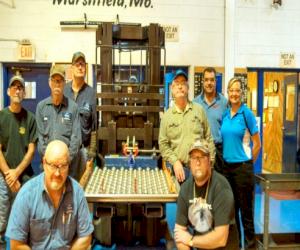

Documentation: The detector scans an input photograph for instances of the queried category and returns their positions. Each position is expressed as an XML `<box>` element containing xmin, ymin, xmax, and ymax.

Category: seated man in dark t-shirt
<box><xmin>174</xmin><ymin>139</ymin><xmax>239</xmax><ymax>250</ymax></box>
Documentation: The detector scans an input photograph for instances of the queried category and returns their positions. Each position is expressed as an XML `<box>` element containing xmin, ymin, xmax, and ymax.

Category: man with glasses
<box><xmin>64</xmin><ymin>52</ymin><xmax>97</xmax><ymax>183</ymax></box>
<box><xmin>36</xmin><ymin>64</ymin><xmax>81</xmax><ymax>179</ymax></box>
<box><xmin>174</xmin><ymin>139</ymin><xmax>238</xmax><ymax>250</ymax></box>
<box><xmin>0</xmin><ymin>75</ymin><xmax>37</xmax><ymax>246</ymax></box>
<box><xmin>193</xmin><ymin>67</ymin><xmax>227</xmax><ymax>173</ymax></box>
<box><xmin>6</xmin><ymin>140</ymin><xmax>94</xmax><ymax>249</ymax></box>
<box><xmin>159</xmin><ymin>70</ymin><xmax>215</xmax><ymax>183</ymax></box>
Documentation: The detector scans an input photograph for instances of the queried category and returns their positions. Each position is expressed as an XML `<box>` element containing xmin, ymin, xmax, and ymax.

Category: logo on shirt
<box><xmin>19</xmin><ymin>127</ymin><xmax>26</xmax><ymax>134</ymax></box>
<box><xmin>82</xmin><ymin>102</ymin><xmax>92</xmax><ymax>112</ymax></box>
<box><xmin>188</xmin><ymin>198</ymin><xmax>213</xmax><ymax>233</ymax></box>
<box><xmin>62</xmin><ymin>112</ymin><xmax>72</xmax><ymax>121</ymax></box>
<box><xmin>212</xmin><ymin>103</ymin><xmax>219</xmax><ymax>109</ymax></box>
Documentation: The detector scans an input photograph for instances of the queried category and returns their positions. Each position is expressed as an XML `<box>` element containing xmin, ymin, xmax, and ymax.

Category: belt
<box><xmin>224</xmin><ymin>159</ymin><xmax>253</xmax><ymax>167</ymax></box>
<box><xmin>214</xmin><ymin>143</ymin><xmax>222</xmax><ymax>150</ymax></box>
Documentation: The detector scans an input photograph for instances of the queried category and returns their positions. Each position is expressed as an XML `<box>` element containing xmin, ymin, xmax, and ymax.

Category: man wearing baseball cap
<box><xmin>35</xmin><ymin>64</ymin><xmax>81</xmax><ymax>179</ymax></box>
<box><xmin>159</xmin><ymin>69</ymin><xmax>215</xmax><ymax>183</ymax></box>
<box><xmin>0</xmin><ymin>74</ymin><xmax>37</xmax><ymax>245</ymax></box>
<box><xmin>64</xmin><ymin>52</ymin><xmax>97</xmax><ymax>183</ymax></box>
<box><xmin>174</xmin><ymin>139</ymin><xmax>238</xmax><ymax>249</ymax></box>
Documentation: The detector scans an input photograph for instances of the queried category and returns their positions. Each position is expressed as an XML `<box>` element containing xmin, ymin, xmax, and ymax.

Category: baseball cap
<box><xmin>172</xmin><ymin>69</ymin><xmax>188</xmax><ymax>82</ymax></box>
<box><xmin>72</xmin><ymin>51</ymin><xmax>86</xmax><ymax>64</ymax></box>
<box><xmin>189</xmin><ymin>139</ymin><xmax>210</xmax><ymax>155</ymax></box>
<box><xmin>9</xmin><ymin>75</ymin><xmax>25</xmax><ymax>88</ymax></box>
<box><xmin>50</xmin><ymin>64</ymin><xmax>65</xmax><ymax>79</ymax></box>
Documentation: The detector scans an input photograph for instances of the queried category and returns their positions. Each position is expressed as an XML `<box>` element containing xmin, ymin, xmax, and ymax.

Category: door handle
<box><xmin>281</xmin><ymin>127</ymin><xmax>286</xmax><ymax>130</ymax></box>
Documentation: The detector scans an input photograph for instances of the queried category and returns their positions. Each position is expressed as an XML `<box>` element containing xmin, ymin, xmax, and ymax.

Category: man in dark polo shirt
<box><xmin>64</xmin><ymin>52</ymin><xmax>97</xmax><ymax>182</ymax></box>
<box><xmin>0</xmin><ymin>74</ymin><xmax>37</xmax><ymax>245</ymax></box>
<box><xmin>35</xmin><ymin>64</ymin><xmax>81</xmax><ymax>179</ymax></box>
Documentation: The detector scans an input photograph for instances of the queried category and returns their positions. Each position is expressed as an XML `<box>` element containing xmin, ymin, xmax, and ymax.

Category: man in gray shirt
<box><xmin>35</xmin><ymin>64</ymin><xmax>81</xmax><ymax>179</ymax></box>
<box><xmin>64</xmin><ymin>52</ymin><xmax>97</xmax><ymax>182</ymax></box>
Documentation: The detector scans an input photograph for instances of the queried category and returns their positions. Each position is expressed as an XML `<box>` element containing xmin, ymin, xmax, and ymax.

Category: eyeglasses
<box><xmin>10</xmin><ymin>85</ymin><xmax>24</xmax><ymax>91</ymax></box>
<box><xmin>190</xmin><ymin>156</ymin><xmax>208</xmax><ymax>163</ymax></box>
<box><xmin>50</xmin><ymin>78</ymin><xmax>65</xmax><ymax>84</ymax></box>
<box><xmin>45</xmin><ymin>160</ymin><xmax>69</xmax><ymax>172</ymax></box>
<box><xmin>73</xmin><ymin>62</ymin><xmax>86</xmax><ymax>68</ymax></box>
<box><xmin>173</xmin><ymin>80</ymin><xmax>187</xmax><ymax>87</ymax></box>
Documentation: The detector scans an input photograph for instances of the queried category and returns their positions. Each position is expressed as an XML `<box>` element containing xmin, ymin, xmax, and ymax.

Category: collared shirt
<box><xmin>159</xmin><ymin>102</ymin><xmax>215</xmax><ymax>165</ymax></box>
<box><xmin>193</xmin><ymin>93</ymin><xmax>228</xmax><ymax>144</ymax></box>
<box><xmin>221</xmin><ymin>103</ymin><xmax>259</xmax><ymax>163</ymax></box>
<box><xmin>6</xmin><ymin>173</ymin><xmax>94</xmax><ymax>250</ymax></box>
<box><xmin>35</xmin><ymin>96</ymin><xmax>81</xmax><ymax>161</ymax></box>
<box><xmin>64</xmin><ymin>82</ymin><xmax>97</xmax><ymax>148</ymax></box>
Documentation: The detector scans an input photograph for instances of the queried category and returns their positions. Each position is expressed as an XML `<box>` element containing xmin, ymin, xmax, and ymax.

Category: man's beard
<box><xmin>194</xmin><ymin>169</ymin><xmax>204</xmax><ymax>181</ymax></box>
<box><xmin>50</xmin><ymin>179</ymin><xmax>64</xmax><ymax>191</ymax></box>
<box><xmin>11</xmin><ymin>96</ymin><xmax>23</xmax><ymax>103</ymax></box>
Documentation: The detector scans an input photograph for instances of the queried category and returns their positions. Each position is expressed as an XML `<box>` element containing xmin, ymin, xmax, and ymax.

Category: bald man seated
<box><xmin>5</xmin><ymin>140</ymin><xmax>94</xmax><ymax>250</ymax></box>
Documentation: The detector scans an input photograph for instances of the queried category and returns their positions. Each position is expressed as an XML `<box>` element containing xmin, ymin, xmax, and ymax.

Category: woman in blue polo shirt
<box><xmin>220</xmin><ymin>78</ymin><xmax>261</xmax><ymax>250</ymax></box>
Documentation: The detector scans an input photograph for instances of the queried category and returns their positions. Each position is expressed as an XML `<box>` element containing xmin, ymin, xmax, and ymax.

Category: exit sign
<box><xmin>17</xmin><ymin>40</ymin><xmax>35</xmax><ymax>61</ymax></box>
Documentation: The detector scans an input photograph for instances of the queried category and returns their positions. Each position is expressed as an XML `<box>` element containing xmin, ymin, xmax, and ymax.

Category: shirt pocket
<box><xmin>167</xmin><ymin>122</ymin><xmax>181</xmax><ymax>140</ymax></box>
<box><xmin>42</xmin><ymin>116</ymin><xmax>50</xmax><ymax>138</ymax></box>
<box><xmin>30</xmin><ymin>218</ymin><xmax>51</xmax><ymax>243</ymax></box>
<box><xmin>63</xmin><ymin>213</ymin><xmax>76</xmax><ymax>241</ymax></box>
<box><xmin>191</xmin><ymin>115</ymin><xmax>203</xmax><ymax>135</ymax></box>
<box><xmin>79</xmin><ymin>104</ymin><xmax>92</xmax><ymax>130</ymax></box>
<box><xmin>61</xmin><ymin>114</ymin><xmax>73</xmax><ymax>137</ymax></box>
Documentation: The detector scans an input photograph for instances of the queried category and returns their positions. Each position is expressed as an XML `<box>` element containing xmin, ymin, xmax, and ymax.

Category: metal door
<box><xmin>3</xmin><ymin>63</ymin><xmax>51</xmax><ymax>174</ymax></box>
<box><xmin>3</xmin><ymin>63</ymin><xmax>51</xmax><ymax>112</ymax></box>
<box><xmin>282</xmin><ymin>74</ymin><xmax>299</xmax><ymax>172</ymax></box>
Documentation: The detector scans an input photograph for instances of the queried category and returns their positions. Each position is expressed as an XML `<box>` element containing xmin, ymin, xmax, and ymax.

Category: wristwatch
<box><xmin>188</xmin><ymin>236</ymin><xmax>194</xmax><ymax>247</ymax></box>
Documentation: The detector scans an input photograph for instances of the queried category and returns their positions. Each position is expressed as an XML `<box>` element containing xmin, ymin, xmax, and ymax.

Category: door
<box><xmin>282</xmin><ymin>74</ymin><xmax>299</xmax><ymax>172</ymax></box>
<box><xmin>262</xmin><ymin>72</ymin><xmax>298</xmax><ymax>173</ymax></box>
<box><xmin>3</xmin><ymin>63</ymin><xmax>51</xmax><ymax>174</ymax></box>
<box><xmin>3</xmin><ymin>63</ymin><xmax>51</xmax><ymax>112</ymax></box>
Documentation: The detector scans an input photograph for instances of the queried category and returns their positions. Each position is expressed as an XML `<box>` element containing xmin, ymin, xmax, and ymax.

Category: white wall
<box><xmin>0</xmin><ymin>0</ymin><xmax>225</xmax><ymax>66</ymax></box>
<box><xmin>1</xmin><ymin>0</ymin><xmax>300</xmax><ymax>79</ymax></box>
<box><xmin>236</xmin><ymin>0</ymin><xmax>300</xmax><ymax>68</ymax></box>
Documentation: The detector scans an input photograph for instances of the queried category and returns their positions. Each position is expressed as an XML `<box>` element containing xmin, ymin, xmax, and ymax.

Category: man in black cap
<box><xmin>159</xmin><ymin>70</ymin><xmax>215</xmax><ymax>183</ymax></box>
<box><xmin>0</xmin><ymin>74</ymin><xmax>37</xmax><ymax>244</ymax></box>
<box><xmin>174</xmin><ymin>139</ymin><xmax>238</xmax><ymax>250</ymax></box>
<box><xmin>36</xmin><ymin>64</ymin><xmax>81</xmax><ymax>179</ymax></box>
<box><xmin>64</xmin><ymin>52</ymin><xmax>97</xmax><ymax>183</ymax></box>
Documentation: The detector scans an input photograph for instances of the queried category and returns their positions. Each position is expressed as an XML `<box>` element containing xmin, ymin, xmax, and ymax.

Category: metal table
<box><xmin>255</xmin><ymin>173</ymin><xmax>300</xmax><ymax>250</ymax></box>
<box><xmin>84</xmin><ymin>166</ymin><xmax>179</xmax><ymax>246</ymax></box>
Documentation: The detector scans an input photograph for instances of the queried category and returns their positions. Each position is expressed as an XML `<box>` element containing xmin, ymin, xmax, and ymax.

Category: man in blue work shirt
<box><xmin>6</xmin><ymin>140</ymin><xmax>94</xmax><ymax>249</ymax></box>
<box><xmin>193</xmin><ymin>67</ymin><xmax>227</xmax><ymax>172</ymax></box>
<box><xmin>36</xmin><ymin>64</ymin><xmax>82</xmax><ymax>179</ymax></box>
<box><xmin>64</xmin><ymin>52</ymin><xmax>97</xmax><ymax>183</ymax></box>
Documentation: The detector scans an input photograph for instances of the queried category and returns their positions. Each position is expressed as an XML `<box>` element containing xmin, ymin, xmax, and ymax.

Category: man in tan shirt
<box><xmin>159</xmin><ymin>70</ymin><xmax>215</xmax><ymax>183</ymax></box>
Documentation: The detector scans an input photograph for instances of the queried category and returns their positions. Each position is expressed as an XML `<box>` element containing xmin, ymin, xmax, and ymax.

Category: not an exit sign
<box><xmin>280</xmin><ymin>52</ymin><xmax>295</xmax><ymax>68</ymax></box>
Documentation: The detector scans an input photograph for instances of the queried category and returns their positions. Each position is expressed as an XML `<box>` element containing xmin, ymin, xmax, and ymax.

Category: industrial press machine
<box><xmin>81</xmin><ymin>21</ymin><xmax>179</xmax><ymax>247</ymax></box>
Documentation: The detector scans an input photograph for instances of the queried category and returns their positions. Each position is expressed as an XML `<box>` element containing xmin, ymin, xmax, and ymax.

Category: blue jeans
<box><xmin>0</xmin><ymin>173</ymin><xmax>11</xmax><ymax>236</ymax></box>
